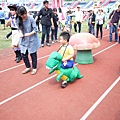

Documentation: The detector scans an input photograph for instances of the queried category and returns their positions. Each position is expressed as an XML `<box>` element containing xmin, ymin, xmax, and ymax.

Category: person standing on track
<box><xmin>35</xmin><ymin>0</ymin><xmax>54</xmax><ymax>47</ymax></box>
<box><xmin>108</xmin><ymin>5</ymin><xmax>120</xmax><ymax>43</ymax></box>
<box><xmin>96</xmin><ymin>9</ymin><xmax>105</xmax><ymax>40</ymax></box>
<box><xmin>6</xmin><ymin>5</ymin><xmax>22</xmax><ymax>63</ymax></box>
<box><xmin>17</xmin><ymin>6</ymin><xmax>41</xmax><ymax>75</ymax></box>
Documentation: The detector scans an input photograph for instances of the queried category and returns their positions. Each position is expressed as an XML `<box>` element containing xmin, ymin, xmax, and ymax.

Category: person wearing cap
<box><xmin>74</xmin><ymin>6</ymin><xmax>83</xmax><ymax>33</ymax></box>
<box><xmin>6</xmin><ymin>5</ymin><xmax>22</xmax><ymax>63</ymax></box>
<box><xmin>108</xmin><ymin>5</ymin><xmax>120</xmax><ymax>43</ymax></box>
<box><xmin>35</xmin><ymin>0</ymin><xmax>54</xmax><ymax>47</ymax></box>
<box><xmin>51</xmin><ymin>8</ymin><xmax>58</xmax><ymax>43</ymax></box>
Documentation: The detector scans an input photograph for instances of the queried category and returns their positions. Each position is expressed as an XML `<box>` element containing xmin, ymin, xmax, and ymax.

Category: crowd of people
<box><xmin>0</xmin><ymin>1</ymin><xmax>120</xmax><ymax>78</ymax></box>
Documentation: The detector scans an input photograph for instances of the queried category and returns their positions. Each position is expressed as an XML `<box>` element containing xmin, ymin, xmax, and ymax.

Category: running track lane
<box><xmin>0</xmin><ymin>40</ymin><xmax>120</xmax><ymax>119</ymax></box>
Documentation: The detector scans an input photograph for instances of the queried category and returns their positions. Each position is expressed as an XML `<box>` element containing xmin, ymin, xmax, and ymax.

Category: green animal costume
<box><xmin>46</xmin><ymin>52</ymin><xmax>83</xmax><ymax>82</ymax></box>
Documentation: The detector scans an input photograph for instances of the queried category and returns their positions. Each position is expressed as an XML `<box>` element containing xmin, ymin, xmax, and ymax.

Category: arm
<box><xmin>35</xmin><ymin>10</ymin><xmax>41</xmax><ymax>22</ymax></box>
<box><xmin>6</xmin><ymin>18</ymin><xmax>12</xmax><ymax>27</ymax></box>
<box><xmin>50</xmin><ymin>10</ymin><xmax>54</xmax><ymax>29</ymax></box>
<box><xmin>109</xmin><ymin>10</ymin><xmax>114</xmax><ymax>19</ymax></box>
<box><xmin>24</xmin><ymin>17</ymin><xmax>37</xmax><ymax>37</ymax></box>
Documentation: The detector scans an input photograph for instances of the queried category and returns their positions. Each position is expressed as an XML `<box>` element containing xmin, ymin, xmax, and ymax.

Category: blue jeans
<box><xmin>109</xmin><ymin>24</ymin><xmax>118</xmax><ymax>42</ymax></box>
<box><xmin>42</xmin><ymin>25</ymin><xmax>51</xmax><ymax>44</ymax></box>
<box><xmin>89</xmin><ymin>24</ymin><xmax>95</xmax><ymax>35</ymax></box>
<box><xmin>51</xmin><ymin>26</ymin><xmax>58</xmax><ymax>41</ymax></box>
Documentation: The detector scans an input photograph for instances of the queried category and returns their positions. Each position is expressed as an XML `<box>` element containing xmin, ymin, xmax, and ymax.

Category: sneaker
<box><xmin>55</xmin><ymin>40</ymin><xmax>59</xmax><ymax>42</ymax></box>
<box><xmin>31</xmin><ymin>69</ymin><xmax>37</xmax><ymax>75</ymax></box>
<box><xmin>46</xmin><ymin>43</ymin><xmax>50</xmax><ymax>46</ymax></box>
<box><xmin>22</xmin><ymin>68</ymin><xmax>31</xmax><ymax>74</ymax></box>
<box><xmin>61</xmin><ymin>81</ymin><xmax>67</xmax><ymax>88</ymax></box>
<box><xmin>52</xmin><ymin>41</ymin><xmax>55</xmax><ymax>44</ymax></box>
<box><xmin>5</xmin><ymin>36</ymin><xmax>8</xmax><ymax>40</ymax></box>
<box><xmin>16</xmin><ymin>57</ymin><xmax>21</xmax><ymax>63</ymax></box>
<box><xmin>41</xmin><ymin>44</ymin><xmax>44</xmax><ymax>47</ymax></box>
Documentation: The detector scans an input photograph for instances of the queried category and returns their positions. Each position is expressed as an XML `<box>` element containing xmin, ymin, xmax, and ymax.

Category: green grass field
<box><xmin>0</xmin><ymin>21</ymin><xmax>88</xmax><ymax>50</ymax></box>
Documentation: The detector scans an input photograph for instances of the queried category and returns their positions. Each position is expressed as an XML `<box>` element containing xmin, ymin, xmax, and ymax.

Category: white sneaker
<box><xmin>52</xmin><ymin>41</ymin><xmax>55</xmax><ymax>44</ymax></box>
<box><xmin>41</xmin><ymin>44</ymin><xmax>44</xmax><ymax>47</ymax></box>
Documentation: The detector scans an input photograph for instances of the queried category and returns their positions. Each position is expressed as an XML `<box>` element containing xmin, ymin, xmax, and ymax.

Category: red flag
<box><xmin>51</xmin><ymin>0</ymin><xmax>63</xmax><ymax>8</ymax></box>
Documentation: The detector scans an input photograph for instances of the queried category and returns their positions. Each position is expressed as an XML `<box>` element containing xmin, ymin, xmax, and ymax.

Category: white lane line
<box><xmin>0</xmin><ymin>43</ymin><xmax>118</xmax><ymax>105</ymax></box>
<box><xmin>80</xmin><ymin>76</ymin><xmax>120</xmax><ymax>120</ymax></box>
<box><xmin>0</xmin><ymin>55</ymin><xmax>49</xmax><ymax>74</ymax></box>
<box><xmin>0</xmin><ymin>39</ymin><xmax>117</xmax><ymax>74</ymax></box>
<box><xmin>93</xmin><ymin>43</ymin><xmax>117</xmax><ymax>56</ymax></box>
<box><xmin>0</xmin><ymin>74</ymin><xmax>57</xmax><ymax>105</ymax></box>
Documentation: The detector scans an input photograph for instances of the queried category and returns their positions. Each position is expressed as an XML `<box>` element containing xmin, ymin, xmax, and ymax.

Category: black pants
<box><xmin>74</xmin><ymin>22</ymin><xmax>81</xmax><ymax>33</ymax></box>
<box><xmin>22</xmin><ymin>50</ymin><xmax>37</xmax><ymax>69</ymax></box>
<box><xmin>6</xmin><ymin>31</ymin><xmax>12</xmax><ymax>38</ymax></box>
<box><xmin>96</xmin><ymin>24</ymin><xmax>103</xmax><ymax>38</ymax></box>
<box><xmin>41</xmin><ymin>25</ymin><xmax>51</xmax><ymax>44</ymax></box>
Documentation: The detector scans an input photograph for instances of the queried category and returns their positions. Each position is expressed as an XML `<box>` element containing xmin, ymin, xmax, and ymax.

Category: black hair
<box><xmin>43</xmin><ymin>0</ymin><xmax>49</xmax><ymax>5</ymax></box>
<box><xmin>17</xmin><ymin>6</ymin><xmax>27</xmax><ymax>30</ymax></box>
<box><xmin>53</xmin><ymin>8</ymin><xmax>57</xmax><ymax>12</ymax></box>
<box><xmin>118</xmin><ymin>5</ymin><xmax>120</xmax><ymax>8</ymax></box>
<box><xmin>0</xmin><ymin>7</ymin><xmax>2</xmax><ymax>10</ymax></box>
<box><xmin>59</xmin><ymin>31</ymin><xmax>70</xmax><ymax>42</ymax></box>
<box><xmin>58</xmin><ymin>7</ymin><xmax>62</xmax><ymax>13</ymax></box>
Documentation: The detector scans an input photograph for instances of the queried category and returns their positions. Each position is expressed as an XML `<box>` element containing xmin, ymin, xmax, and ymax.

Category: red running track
<box><xmin>0</xmin><ymin>30</ymin><xmax>120</xmax><ymax>120</ymax></box>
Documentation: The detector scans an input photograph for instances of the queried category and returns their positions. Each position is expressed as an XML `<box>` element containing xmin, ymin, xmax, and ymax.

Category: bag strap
<box><xmin>110</xmin><ymin>10</ymin><xmax>116</xmax><ymax>22</ymax></box>
<box><xmin>57</xmin><ymin>43</ymin><xmax>69</xmax><ymax>58</ymax></box>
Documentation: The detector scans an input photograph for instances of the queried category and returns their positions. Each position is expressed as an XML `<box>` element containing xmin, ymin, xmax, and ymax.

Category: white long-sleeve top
<box><xmin>75</xmin><ymin>10</ymin><xmax>83</xmax><ymax>22</ymax></box>
<box><xmin>96</xmin><ymin>12</ymin><xmax>105</xmax><ymax>25</ymax></box>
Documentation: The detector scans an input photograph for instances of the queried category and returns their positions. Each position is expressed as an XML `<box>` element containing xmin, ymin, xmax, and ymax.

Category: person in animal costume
<box><xmin>46</xmin><ymin>31</ymin><xmax>83</xmax><ymax>88</ymax></box>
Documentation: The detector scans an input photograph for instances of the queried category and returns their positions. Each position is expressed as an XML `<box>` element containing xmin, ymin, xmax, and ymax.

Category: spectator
<box><xmin>0</xmin><ymin>7</ymin><xmax>5</xmax><ymax>30</ymax></box>
<box><xmin>88</xmin><ymin>10</ymin><xmax>96</xmax><ymax>35</ymax></box>
<box><xmin>108</xmin><ymin>5</ymin><xmax>120</xmax><ymax>43</ymax></box>
<box><xmin>74</xmin><ymin>6</ymin><xmax>83</xmax><ymax>33</ymax></box>
<box><xmin>51</xmin><ymin>8</ymin><xmax>58</xmax><ymax>43</ymax></box>
<box><xmin>96</xmin><ymin>9</ymin><xmax>105</xmax><ymax>39</ymax></box>
<box><xmin>33</xmin><ymin>11</ymin><xmax>40</xmax><ymax>32</ymax></box>
<box><xmin>35</xmin><ymin>0</ymin><xmax>54</xmax><ymax>47</ymax></box>
<box><xmin>6</xmin><ymin>5</ymin><xmax>22</xmax><ymax>63</ymax></box>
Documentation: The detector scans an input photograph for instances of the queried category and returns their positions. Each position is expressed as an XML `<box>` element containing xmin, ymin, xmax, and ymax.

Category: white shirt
<box><xmin>96</xmin><ymin>12</ymin><xmax>105</xmax><ymax>25</ymax></box>
<box><xmin>74</xmin><ymin>10</ymin><xmax>83</xmax><ymax>22</ymax></box>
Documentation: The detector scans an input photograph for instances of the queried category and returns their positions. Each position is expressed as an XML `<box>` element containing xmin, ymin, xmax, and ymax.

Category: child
<box><xmin>51</xmin><ymin>8</ymin><xmax>58</xmax><ymax>43</ymax></box>
<box><xmin>6</xmin><ymin>5</ymin><xmax>22</xmax><ymax>63</ymax></box>
<box><xmin>118</xmin><ymin>25</ymin><xmax>120</xmax><ymax>44</ymax></box>
<box><xmin>65</xmin><ymin>11</ymin><xmax>71</xmax><ymax>32</ymax></box>
<box><xmin>17</xmin><ymin>6</ymin><xmax>41</xmax><ymax>75</ymax></box>
<box><xmin>58</xmin><ymin>31</ymin><xmax>74</xmax><ymax>88</ymax></box>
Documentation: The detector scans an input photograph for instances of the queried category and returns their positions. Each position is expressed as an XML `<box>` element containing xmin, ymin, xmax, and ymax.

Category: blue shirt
<box><xmin>0</xmin><ymin>10</ymin><xmax>5</xmax><ymax>19</ymax></box>
<box><xmin>17</xmin><ymin>15</ymin><xmax>41</xmax><ymax>54</ymax></box>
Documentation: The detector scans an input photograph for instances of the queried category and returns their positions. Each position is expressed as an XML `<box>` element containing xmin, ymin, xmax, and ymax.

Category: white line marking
<box><xmin>0</xmin><ymin>39</ymin><xmax>117</xmax><ymax>74</ymax></box>
<box><xmin>93</xmin><ymin>43</ymin><xmax>117</xmax><ymax>56</ymax></box>
<box><xmin>0</xmin><ymin>74</ymin><xmax>57</xmax><ymax>105</ymax></box>
<box><xmin>0</xmin><ymin>55</ymin><xmax>49</xmax><ymax>74</ymax></box>
<box><xmin>0</xmin><ymin>43</ymin><xmax>118</xmax><ymax>105</ymax></box>
<box><xmin>80</xmin><ymin>76</ymin><xmax>120</xmax><ymax>120</ymax></box>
